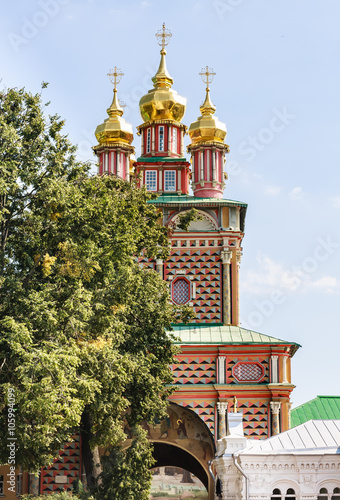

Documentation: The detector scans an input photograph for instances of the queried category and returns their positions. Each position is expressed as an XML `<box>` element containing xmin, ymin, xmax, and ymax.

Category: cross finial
<box><xmin>156</xmin><ymin>23</ymin><xmax>172</xmax><ymax>50</ymax></box>
<box><xmin>107</xmin><ymin>66</ymin><xmax>124</xmax><ymax>90</ymax></box>
<box><xmin>199</xmin><ymin>66</ymin><xmax>216</xmax><ymax>90</ymax></box>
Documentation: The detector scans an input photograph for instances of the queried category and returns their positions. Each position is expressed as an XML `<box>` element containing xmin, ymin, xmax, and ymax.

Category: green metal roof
<box><xmin>291</xmin><ymin>396</ymin><xmax>340</xmax><ymax>427</ymax></box>
<box><xmin>170</xmin><ymin>323</ymin><xmax>300</xmax><ymax>350</ymax></box>
<box><xmin>149</xmin><ymin>193</ymin><xmax>247</xmax><ymax>208</ymax></box>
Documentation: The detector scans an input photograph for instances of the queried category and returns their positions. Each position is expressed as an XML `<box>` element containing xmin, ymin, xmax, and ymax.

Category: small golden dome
<box><xmin>95</xmin><ymin>67</ymin><xmax>133</xmax><ymax>146</ymax></box>
<box><xmin>188</xmin><ymin>67</ymin><xmax>227</xmax><ymax>144</ymax></box>
<box><xmin>139</xmin><ymin>24</ymin><xmax>186</xmax><ymax>123</ymax></box>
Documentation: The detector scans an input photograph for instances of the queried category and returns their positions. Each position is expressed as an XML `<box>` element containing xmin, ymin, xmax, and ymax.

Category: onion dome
<box><xmin>139</xmin><ymin>24</ymin><xmax>186</xmax><ymax>123</ymax></box>
<box><xmin>188</xmin><ymin>66</ymin><xmax>227</xmax><ymax>145</ymax></box>
<box><xmin>95</xmin><ymin>67</ymin><xmax>133</xmax><ymax>146</ymax></box>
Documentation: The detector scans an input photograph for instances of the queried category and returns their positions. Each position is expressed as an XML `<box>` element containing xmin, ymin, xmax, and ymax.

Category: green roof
<box><xmin>170</xmin><ymin>323</ymin><xmax>300</xmax><ymax>350</ymax></box>
<box><xmin>291</xmin><ymin>396</ymin><xmax>340</xmax><ymax>427</ymax></box>
<box><xmin>149</xmin><ymin>193</ymin><xmax>247</xmax><ymax>208</ymax></box>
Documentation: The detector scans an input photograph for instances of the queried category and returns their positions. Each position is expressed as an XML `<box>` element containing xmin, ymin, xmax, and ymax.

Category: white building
<box><xmin>213</xmin><ymin>412</ymin><xmax>340</xmax><ymax>500</ymax></box>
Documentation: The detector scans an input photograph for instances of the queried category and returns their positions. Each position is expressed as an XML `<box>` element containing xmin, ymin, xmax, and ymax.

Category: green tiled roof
<box><xmin>171</xmin><ymin>323</ymin><xmax>300</xmax><ymax>350</ymax></box>
<box><xmin>150</xmin><ymin>193</ymin><xmax>247</xmax><ymax>207</ymax></box>
<box><xmin>291</xmin><ymin>396</ymin><xmax>340</xmax><ymax>427</ymax></box>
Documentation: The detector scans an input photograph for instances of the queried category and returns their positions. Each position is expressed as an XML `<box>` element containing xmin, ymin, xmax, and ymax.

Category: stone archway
<box><xmin>143</xmin><ymin>403</ymin><xmax>215</xmax><ymax>499</ymax></box>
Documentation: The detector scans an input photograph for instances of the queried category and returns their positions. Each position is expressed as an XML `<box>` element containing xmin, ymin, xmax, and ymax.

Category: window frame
<box><xmin>171</xmin><ymin>276</ymin><xmax>191</xmax><ymax>305</ymax></box>
<box><xmin>145</xmin><ymin>170</ymin><xmax>158</xmax><ymax>192</ymax></box>
<box><xmin>164</xmin><ymin>170</ymin><xmax>176</xmax><ymax>192</ymax></box>
<box><xmin>146</xmin><ymin>128</ymin><xmax>151</xmax><ymax>153</ymax></box>
<box><xmin>158</xmin><ymin>125</ymin><xmax>164</xmax><ymax>152</ymax></box>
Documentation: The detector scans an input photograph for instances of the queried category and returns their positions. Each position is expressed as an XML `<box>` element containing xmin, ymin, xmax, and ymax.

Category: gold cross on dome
<box><xmin>107</xmin><ymin>67</ymin><xmax>124</xmax><ymax>90</ymax></box>
<box><xmin>156</xmin><ymin>23</ymin><xmax>172</xmax><ymax>49</ymax></box>
<box><xmin>199</xmin><ymin>66</ymin><xmax>216</xmax><ymax>89</ymax></box>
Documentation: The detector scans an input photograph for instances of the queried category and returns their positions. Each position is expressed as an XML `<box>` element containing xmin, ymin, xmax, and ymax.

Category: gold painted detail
<box><xmin>233</xmin><ymin>396</ymin><xmax>238</xmax><ymax>413</ymax></box>
<box><xmin>188</xmin><ymin>67</ymin><xmax>228</xmax><ymax>145</ymax></box>
<box><xmin>95</xmin><ymin>66</ymin><xmax>134</xmax><ymax>146</ymax></box>
<box><xmin>139</xmin><ymin>24</ymin><xmax>186</xmax><ymax>123</ymax></box>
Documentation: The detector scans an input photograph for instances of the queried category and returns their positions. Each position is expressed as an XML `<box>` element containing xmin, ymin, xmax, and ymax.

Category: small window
<box><xmin>271</xmin><ymin>489</ymin><xmax>282</xmax><ymax>500</ymax></box>
<box><xmin>164</xmin><ymin>170</ymin><xmax>176</xmax><ymax>192</ymax></box>
<box><xmin>146</xmin><ymin>128</ymin><xmax>151</xmax><ymax>153</ymax></box>
<box><xmin>0</xmin><ymin>476</ymin><xmax>3</xmax><ymax>495</ymax></box>
<box><xmin>285</xmin><ymin>488</ymin><xmax>296</xmax><ymax>500</ymax></box>
<box><xmin>172</xmin><ymin>127</ymin><xmax>177</xmax><ymax>153</ymax></box>
<box><xmin>319</xmin><ymin>489</ymin><xmax>329</xmax><ymax>500</ymax></box>
<box><xmin>332</xmin><ymin>489</ymin><xmax>340</xmax><ymax>500</ymax></box>
<box><xmin>172</xmin><ymin>277</ymin><xmax>191</xmax><ymax>305</ymax></box>
<box><xmin>17</xmin><ymin>474</ymin><xmax>22</xmax><ymax>495</ymax></box>
<box><xmin>145</xmin><ymin>171</ymin><xmax>157</xmax><ymax>191</ymax></box>
<box><xmin>159</xmin><ymin>126</ymin><xmax>164</xmax><ymax>152</ymax></box>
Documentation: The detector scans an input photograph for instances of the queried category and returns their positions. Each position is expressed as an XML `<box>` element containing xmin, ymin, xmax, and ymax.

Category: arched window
<box><xmin>318</xmin><ymin>488</ymin><xmax>329</xmax><ymax>500</ymax></box>
<box><xmin>332</xmin><ymin>488</ymin><xmax>340</xmax><ymax>500</ymax></box>
<box><xmin>271</xmin><ymin>488</ymin><xmax>296</xmax><ymax>500</ymax></box>
<box><xmin>271</xmin><ymin>488</ymin><xmax>282</xmax><ymax>500</ymax></box>
<box><xmin>285</xmin><ymin>488</ymin><xmax>296</xmax><ymax>500</ymax></box>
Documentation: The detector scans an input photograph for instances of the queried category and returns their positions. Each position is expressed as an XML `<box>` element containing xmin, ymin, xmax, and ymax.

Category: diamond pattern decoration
<box><xmin>165</xmin><ymin>249</ymin><xmax>221</xmax><ymax>323</ymax></box>
<box><xmin>233</xmin><ymin>362</ymin><xmax>264</xmax><ymax>382</ymax></box>
<box><xmin>172</xmin><ymin>278</ymin><xmax>190</xmax><ymax>304</ymax></box>
<box><xmin>238</xmin><ymin>400</ymin><xmax>269</xmax><ymax>438</ymax></box>
<box><xmin>172</xmin><ymin>356</ymin><xmax>216</xmax><ymax>384</ymax></box>
<box><xmin>40</xmin><ymin>435</ymin><xmax>81</xmax><ymax>492</ymax></box>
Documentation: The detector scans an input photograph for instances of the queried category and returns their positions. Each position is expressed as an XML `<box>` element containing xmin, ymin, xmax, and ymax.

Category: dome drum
<box><xmin>137</xmin><ymin>121</ymin><xmax>187</xmax><ymax>158</ymax></box>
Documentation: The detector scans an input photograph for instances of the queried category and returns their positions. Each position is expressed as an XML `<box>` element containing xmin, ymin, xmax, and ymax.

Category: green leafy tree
<box><xmin>0</xmin><ymin>86</ymin><xmax>193</xmax><ymax>497</ymax></box>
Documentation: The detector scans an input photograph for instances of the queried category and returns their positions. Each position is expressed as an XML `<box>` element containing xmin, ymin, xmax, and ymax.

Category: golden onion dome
<box><xmin>95</xmin><ymin>67</ymin><xmax>133</xmax><ymax>146</ymax></box>
<box><xmin>139</xmin><ymin>24</ymin><xmax>186</xmax><ymax>123</ymax></box>
<box><xmin>188</xmin><ymin>66</ymin><xmax>227</xmax><ymax>144</ymax></box>
<box><xmin>188</xmin><ymin>87</ymin><xmax>227</xmax><ymax>144</ymax></box>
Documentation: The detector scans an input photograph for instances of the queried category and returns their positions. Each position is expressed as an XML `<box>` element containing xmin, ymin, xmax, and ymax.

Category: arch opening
<box><xmin>152</xmin><ymin>442</ymin><xmax>209</xmax><ymax>490</ymax></box>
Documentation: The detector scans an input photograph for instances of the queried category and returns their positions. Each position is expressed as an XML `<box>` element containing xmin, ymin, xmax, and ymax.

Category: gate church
<box><xmin>93</xmin><ymin>24</ymin><xmax>299</xmax><ymax>499</ymax></box>
<box><xmin>1</xmin><ymin>25</ymin><xmax>300</xmax><ymax>500</ymax></box>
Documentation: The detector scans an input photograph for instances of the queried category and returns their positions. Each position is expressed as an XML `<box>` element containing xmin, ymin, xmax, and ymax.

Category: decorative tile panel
<box><xmin>165</xmin><ymin>249</ymin><xmax>222</xmax><ymax>323</ymax></box>
<box><xmin>237</xmin><ymin>400</ymin><xmax>269</xmax><ymax>438</ymax></box>
<box><xmin>40</xmin><ymin>435</ymin><xmax>81</xmax><ymax>493</ymax></box>
<box><xmin>172</xmin><ymin>356</ymin><xmax>216</xmax><ymax>384</ymax></box>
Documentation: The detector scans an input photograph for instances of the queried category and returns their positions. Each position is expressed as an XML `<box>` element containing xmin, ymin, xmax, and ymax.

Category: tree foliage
<box><xmin>0</xmin><ymin>86</ymin><xmax>193</xmax><ymax>496</ymax></box>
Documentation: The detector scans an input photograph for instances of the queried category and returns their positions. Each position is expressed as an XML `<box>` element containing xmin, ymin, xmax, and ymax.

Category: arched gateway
<box><xmin>146</xmin><ymin>403</ymin><xmax>214</xmax><ymax>498</ymax></box>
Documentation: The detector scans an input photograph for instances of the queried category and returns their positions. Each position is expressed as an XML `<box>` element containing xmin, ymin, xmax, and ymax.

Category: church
<box><xmin>1</xmin><ymin>24</ymin><xmax>339</xmax><ymax>500</ymax></box>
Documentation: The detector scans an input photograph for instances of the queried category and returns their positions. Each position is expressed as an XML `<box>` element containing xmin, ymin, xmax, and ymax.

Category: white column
<box><xmin>159</xmin><ymin>170</ymin><xmax>163</xmax><ymax>191</ymax></box>
<box><xmin>217</xmin><ymin>356</ymin><xmax>226</xmax><ymax>384</ymax></box>
<box><xmin>282</xmin><ymin>355</ymin><xmax>288</xmax><ymax>383</ymax></box>
<box><xmin>125</xmin><ymin>153</ymin><xmax>130</xmax><ymax>181</ymax></box>
<box><xmin>217</xmin><ymin>402</ymin><xmax>228</xmax><ymax>438</ymax></box>
<box><xmin>212</xmin><ymin>148</ymin><xmax>216</xmax><ymax>181</ymax></box>
<box><xmin>141</xmin><ymin>130</ymin><xmax>144</xmax><ymax>154</ymax></box>
<box><xmin>116</xmin><ymin>149</ymin><xmax>121</xmax><ymax>176</ymax></box>
<box><xmin>168</xmin><ymin>125</ymin><xmax>171</xmax><ymax>152</ymax></box>
<box><xmin>151</xmin><ymin>126</ymin><xmax>155</xmax><ymax>153</ymax></box>
<box><xmin>104</xmin><ymin>152</ymin><xmax>108</xmax><ymax>173</ymax></box>
<box><xmin>270</xmin><ymin>401</ymin><xmax>281</xmax><ymax>435</ymax></box>
<box><xmin>110</xmin><ymin>152</ymin><xmax>114</xmax><ymax>174</ymax></box>
<box><xmin>200</xmin><ymin>149</ymin><xmax>204</xmax><ymax>182</ymax></box>
<box><xmin>180</xmin><ymin>131</ymin><xmax>184</xmax><ymax>156</ymax></box>
<box><xmin>271</xmin><ymin>355</ymin><xmax>278</xmax><ymax>383</ymax></box>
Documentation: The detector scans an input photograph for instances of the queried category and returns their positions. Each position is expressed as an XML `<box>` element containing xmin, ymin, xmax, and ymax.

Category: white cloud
<box><xmin>264</xmin><ymin>185</ymin><xmax>282</xmax><ymax>197</ymax></box>
<box><xmin>331</xmin><ymin>195</ymin><xmax>340</xmax><ymax>209</ymax></box>
<box><xmin>289</xmin><ymin>186</ymin><xmax>303</xmax><ymax>201</ymax></box>
<box><xmin>306</xmin><ymin>275</ymin><xmax>338</xmax><ymax>293</ymax></box>
<box><xmin>241</xmin><ymin>253</ymin><xmax>339</xmax><ymax>296</ymax></box>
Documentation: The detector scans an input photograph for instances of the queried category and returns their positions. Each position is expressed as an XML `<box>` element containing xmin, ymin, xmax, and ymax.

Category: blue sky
<box><xmin>1</xmin><ymin>0</ymin><xmax>340</xmax><ymax>407</ymax></box>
